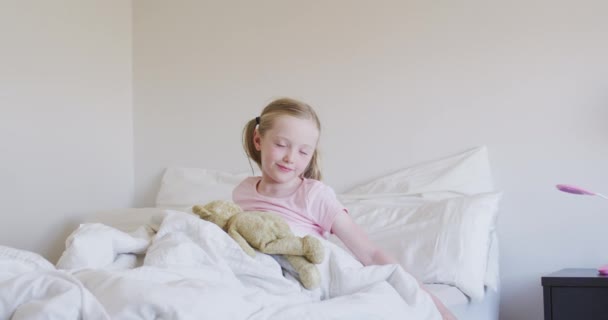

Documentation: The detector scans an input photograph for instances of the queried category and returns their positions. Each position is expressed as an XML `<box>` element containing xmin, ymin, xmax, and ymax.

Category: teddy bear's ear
<box><xmin>192</xmin><ymin>205</ymin><xmax>212</xmax><ymax>220</ymax></box>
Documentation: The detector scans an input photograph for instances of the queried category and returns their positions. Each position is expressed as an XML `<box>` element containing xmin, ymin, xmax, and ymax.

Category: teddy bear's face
<box><xmin>192</xmin><ymin>200</ymin><xmax>242</xmax><ymax>229</ymax></box>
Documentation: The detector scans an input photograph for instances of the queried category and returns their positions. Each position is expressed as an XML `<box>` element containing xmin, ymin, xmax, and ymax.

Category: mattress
<box><xmin>427</xmin><ymin>284</ymin><xmax>500</xmax><ymax>320</ymax></box>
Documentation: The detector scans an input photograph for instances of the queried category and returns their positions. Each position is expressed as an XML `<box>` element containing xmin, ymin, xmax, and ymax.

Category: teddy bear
<box><xmin>192</xmin><ymin>200</ymin><xmax>325</xmax><ymax>289</ymax></box>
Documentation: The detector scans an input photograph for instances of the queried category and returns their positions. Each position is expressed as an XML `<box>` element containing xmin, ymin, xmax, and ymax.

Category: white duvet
<box><xmin>1</xmin><ymin>210</ymin><xmax>441</xmax><ymax>320</ymax></box>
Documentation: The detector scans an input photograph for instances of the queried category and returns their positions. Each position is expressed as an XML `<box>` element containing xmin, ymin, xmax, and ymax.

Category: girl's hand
<box><xmin>441</xmin><ymin>310</ymin><xmax>457</xmax><ymax>320</ymax></box>
<box><xmin>439</xmin><ymin>307</ymin><xmax>457</xmax><ymax>320</ymax></box>
<box><xmin>429</xmin><ymin>292</ymin><xmax>457</xmax><ymax>320</ymax></box>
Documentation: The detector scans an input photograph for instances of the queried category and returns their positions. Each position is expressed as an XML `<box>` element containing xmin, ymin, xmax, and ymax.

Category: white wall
<box><xmin>140</xmin><ymin>1</ymin><xmax>606</xmax><ymax>319</ymax></box>
<box><xmin>0</xmin><ymin>1</ymin><xmax>134</xmax><ymax>263</ymax></box>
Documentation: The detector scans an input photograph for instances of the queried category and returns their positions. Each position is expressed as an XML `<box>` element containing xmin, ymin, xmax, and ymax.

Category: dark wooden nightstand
<box><xmin>542</xmin><ymin>268</ymin><xmax>608</xmax><ymax>320</ymax></box>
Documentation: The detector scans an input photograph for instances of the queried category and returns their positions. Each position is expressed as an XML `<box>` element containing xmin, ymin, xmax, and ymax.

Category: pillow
<box><xmin>342</xmin><ymin>146</ymin><xmax>494</xmax><ymax>200</ymax></box>
<box><xmin>155</xmin><ymin>167</ymin><xmax>254</xmax><ymax>210</ymax></box>
<box><xmin>84</xmin><ymin>208</ymin><xmax>169</xmax><ymax>233</ymax></box>
<box><xmin>339</xmin><ymin>192</ymin><xmax>501</xmax><ymax>301</ymax></box>
<box><xmin>339</xmin><ymin>146</ymin><xmax>500</xmax><ymax>291</ymax></box>
<box><xmin>0</xmin><ymin>245</ymin><xmax>56</xmax><ymax>271</ymax></box>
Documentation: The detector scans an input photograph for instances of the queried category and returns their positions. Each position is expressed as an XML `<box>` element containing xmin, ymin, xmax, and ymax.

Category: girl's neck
<box><xmin>257</xmin><ymin>176</ymin><xmax>303</xmax><ymax>198</ymax></box>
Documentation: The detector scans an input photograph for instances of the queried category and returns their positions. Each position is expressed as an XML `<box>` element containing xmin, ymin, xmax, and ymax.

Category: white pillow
<box><xmin>155</xmin><ymin>167</ymin><xmax>254</xmax><ymax>210</ymax></box>
<box><xmin>84</xmin><ymin>208</ymin><xmax>169</xmax><ymax>233</ymax></box>
<box><xmin>339</xmin><ymin>146</ymin><xmax>500</xmax><ymax>291</ymax></box>
<box><xmin>342</xmin><ymin>146</ymin><xmax>494</xmax><ymax>200</ymax></box>
<box><xmin>340</xmin><ymin>192</ymin><xmax>501</xmax><ymax>301</ymax></box>
<box><xmin>0</xmin><ymin>245</ymin><xmax>56</xmax><ymax>271</ymax></box>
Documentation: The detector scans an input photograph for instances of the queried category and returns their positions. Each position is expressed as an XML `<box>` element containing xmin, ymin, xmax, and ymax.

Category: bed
<box><xmin>0</xmin><ymin>146</ymin><xmax>500</xmax><ymax>319</ymax></box>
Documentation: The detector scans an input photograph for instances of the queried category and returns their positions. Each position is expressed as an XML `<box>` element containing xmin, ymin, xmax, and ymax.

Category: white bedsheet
<box><xmin>426</xmin><ymin>284</ymin><xmax>500</xmax><ymax>320</ymax></box>
<box><xmin>0</xmin><ymin>246</ymin><xmax>109</xmax><ymax>319</ymax></box>
<box><xmin>1</xmin><ymin>210</ymin><xmax>442</xmax><ymax>320</ymax></box>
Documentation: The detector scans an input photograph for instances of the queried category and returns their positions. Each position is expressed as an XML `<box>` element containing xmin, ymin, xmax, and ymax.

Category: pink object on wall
<box><xmin>556</xmin><ymin>184</ymin><xmax>608</xmax><ymax>276</ymax></box>
<box><xmin>556</xmin><ymin>184</ymin><xmax>608</xmax><ymax>200</ymax></box>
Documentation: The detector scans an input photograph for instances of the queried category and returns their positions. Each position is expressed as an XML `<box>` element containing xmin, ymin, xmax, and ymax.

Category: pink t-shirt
<box><xmin>232</xmin><ymin>177</ymin><xmax>346</xmax><ymax>238</ymax></box>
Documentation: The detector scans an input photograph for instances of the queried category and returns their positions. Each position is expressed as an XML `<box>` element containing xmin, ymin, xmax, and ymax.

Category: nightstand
<box><xmin>542</xmin><ymin>268</ymin><xmax>608</xmax><ymax>320</ymax></box>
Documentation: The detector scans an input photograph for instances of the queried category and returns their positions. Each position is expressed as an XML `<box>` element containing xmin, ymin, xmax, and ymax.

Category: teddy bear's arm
<box><xmin>285</xmin><ymin>255</ymin><xmax>321</xmax><ymax>290</ymax></box>
<box><xmin>257</xmin><ymin>236</ymin><xmax>306</xmax><ymax>255</ymax></box>
<box><xmin>227</xmin><ymin>227</ymin><xmax>257</xmax><ymax>257</ymax></box>
<box><xmin>260</xmin><ymin>235</ymin><xmax>324</xmax><ymax>264</ymax></box>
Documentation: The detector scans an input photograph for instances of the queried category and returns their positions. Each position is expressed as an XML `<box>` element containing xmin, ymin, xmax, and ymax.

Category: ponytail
<box><xmin>242</xmin><ymin>118</ymin><xmax>261</xmax><ymax>173</ymax></box>
<box><xmin>303</xmin><ymin>150</ymin><xmax>322</xmax><ymax>180</ymax></box>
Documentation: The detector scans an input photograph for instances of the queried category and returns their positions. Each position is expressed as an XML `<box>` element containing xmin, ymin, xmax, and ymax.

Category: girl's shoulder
<box><xmin>238</xmin><ymin>176</ymin><xmax>261</xmax><ymax>186</ymax></box>
<box><xmin>301</xmin><ymin>178</ymin><xmax>336</xmax><ymax>197</ymax></box>
<box><xmin>301</xmin><ymin>177</ymin><xmax>326</xmax><ymax>189</ymax></box>
<box><xmin>233</xmin><ymin>176</ymin><xmax>261</xmax><ymax>194</ymax></box>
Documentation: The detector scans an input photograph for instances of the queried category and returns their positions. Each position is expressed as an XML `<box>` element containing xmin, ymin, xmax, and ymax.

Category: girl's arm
<box><xmin>331</xmin><ymin>210</ymin><xmax>457</xmax><ymax>320</ymax></box>
<box><xmin>330</xmin><ymin>210</ymin><xmax>396</xmax><ymax>265</ymax></box>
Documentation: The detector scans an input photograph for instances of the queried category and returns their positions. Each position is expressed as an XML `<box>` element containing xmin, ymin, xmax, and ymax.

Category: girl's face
<box><xmin>254</xmin><ymin>115</ymin><xmax>319</xmax><ymax>186</ymax></box>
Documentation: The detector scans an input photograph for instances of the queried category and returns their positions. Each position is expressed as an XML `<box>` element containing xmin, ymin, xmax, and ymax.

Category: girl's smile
<box><xmin>276</xmin><ymin>164</ymin><xmax>293</xmax><ymax>172</ymax></box>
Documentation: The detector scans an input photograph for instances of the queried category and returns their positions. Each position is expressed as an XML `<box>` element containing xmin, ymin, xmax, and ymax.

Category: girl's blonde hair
<box><xmin>243</xmin><ymin>98</ymin><xmax>322</xmax><ymax>180</ymax></box>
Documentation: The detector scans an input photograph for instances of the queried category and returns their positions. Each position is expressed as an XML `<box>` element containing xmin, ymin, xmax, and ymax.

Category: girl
<box><xmin>232</xmin><ymin>97</ymin><xmax>455</xmax><ymax>320</ymax></box>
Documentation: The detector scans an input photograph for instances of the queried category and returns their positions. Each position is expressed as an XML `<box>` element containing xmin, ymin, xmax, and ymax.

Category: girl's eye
<box><xmin>300</xmin><ymin>151</ymin><xmax>309</xmax><ymax>156</ymax></box>
<box><xmin>275</xmin><ymin>143</ymin><xmax>286</xmax><ymax>148</ymax></box>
